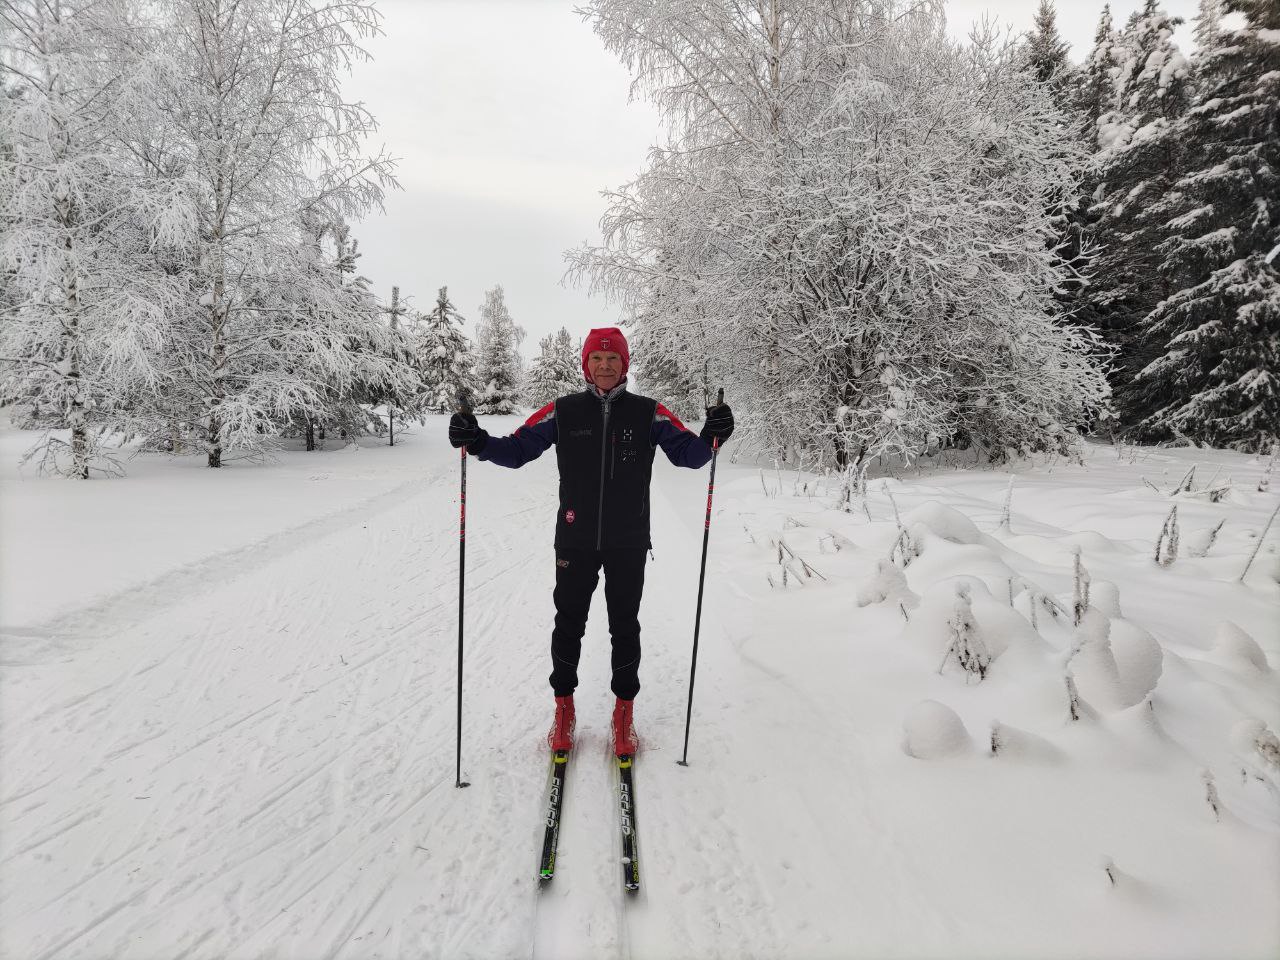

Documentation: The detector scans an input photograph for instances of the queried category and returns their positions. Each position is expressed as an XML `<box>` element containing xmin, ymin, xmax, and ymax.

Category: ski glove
<box><xmin>448</xmin><ymin>412</ymin><xmax>488</xmax><ymax>452</ymax></box>
<box><xmin>700</xmin><ymin>403</ymin><xmax>734</xmax><ymax>444</ymax></box>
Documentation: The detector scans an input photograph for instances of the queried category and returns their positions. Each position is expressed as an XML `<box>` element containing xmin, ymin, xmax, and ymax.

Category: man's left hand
<box><xmin>700</xmin><ymin>403</ymin><xmax>734</xmax><ymax>444</ymax></box>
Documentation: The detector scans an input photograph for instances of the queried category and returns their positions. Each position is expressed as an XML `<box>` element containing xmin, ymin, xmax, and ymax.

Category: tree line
<box><xmin>5</xmin><ymin>0</ymin><xmax>1274</xmax><ymax>479</ymax></box>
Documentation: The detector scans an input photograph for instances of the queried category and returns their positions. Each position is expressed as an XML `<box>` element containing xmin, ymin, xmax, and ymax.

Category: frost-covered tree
<box><xmin>145</xmin><ymin>0</ymin><xmax>406</xmax><ymax>467</ymax></box>
<box><xmin>1126</xmin><ymin>0</ymin><xmax>1280</xmax><ymax>449</ymax></box>
<box><xmin>1192</xmin><ymin>0</ymin><xmax>1225</xmax><ymax>50</ymax></box>
<box><xmin>1075</xmin><ymin>5</ymin><xmax>1121</xmax><ymax>146</ymax></box>
<box><xmin>524</xmin><ymin>327</ymin><xmax>580</xmax><ymax>407</ymax></box>
<box><xmin>0</xmin><ymin>0</ymin><xmax>182</xmax><ymax>477</ymax></box>
<box><xmin>295</xmin><ymin>223</ymin><xmax>419</xmax><ymax>448</ymax></box>
<box><xmin>1023</xmin><ymin>0</ymin><xmax>1073</xmax><ymax>97</ymax></box>
<box><xmin>374</xmin><ymin>285</ymin><xmax>421</xmax><ymax>445</ymax></box>
<box><xmin>1086</xmin><ymin>1</ymin><xmax>1192</xmax><ymax>386</ymax></box>
<box><xmin>570</xmin><ymin>0</ymin><xmax>1110</xmax><ymax>467</ymax></box>
<box><xmin>473</xmin><ymin>284</ymin><xmax>525</xmax><ymax>414</ymax></box>
<box><xmin>417</xmin><ymin>286</ymin><xmax>473</xmax><ymax>413</ymax></box>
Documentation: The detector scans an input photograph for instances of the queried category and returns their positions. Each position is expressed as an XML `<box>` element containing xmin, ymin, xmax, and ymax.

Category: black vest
<box><xmin>553</xmin><ymin>388</ymin><xmax>658</xmax><ymax>550</ymax></box>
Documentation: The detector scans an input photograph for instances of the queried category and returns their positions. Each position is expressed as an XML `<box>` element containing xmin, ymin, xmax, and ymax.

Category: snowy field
<box><xmin>1</xmin><ymin>417</ymin><xmax>1278</xmax><ymax>960</ymax></box>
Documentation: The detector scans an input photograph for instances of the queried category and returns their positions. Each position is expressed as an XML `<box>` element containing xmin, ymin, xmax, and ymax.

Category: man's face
<box><xmin>588</xmin><ymin>351</ymin><xmax>623</xmax><ymax>391</ymax></box>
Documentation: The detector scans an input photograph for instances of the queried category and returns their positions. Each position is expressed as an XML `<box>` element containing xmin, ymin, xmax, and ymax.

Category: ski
<box><xmin>616</xmin><ymin>754</ymin><xmax>640</xmax><ymax>892</ymax></box>
<box><xmin>538</xmin><ymin>750</ymin><xmax>569</xmax><ymax>884</ymax></box>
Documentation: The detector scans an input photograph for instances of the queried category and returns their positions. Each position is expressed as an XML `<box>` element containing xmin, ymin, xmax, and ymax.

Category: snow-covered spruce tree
<box><xmin>374</xmin><ymin>284</ymin><xmax>423</xmax><ymax>445</ymax></box>
<box><xmin>146</xmin><ymin>0</ymin><xmax>406</xmax><ymax>467</ymax></box>
<box><xmin>304</xmin><ymin>222</ymin><xmax>420</xmax><ymax>448</ymax></box>
<box><xmin>1085</xmin><ymin>1</ymin><xmax>1192</xmax><ymax>393</ymax></box>
<box><xmin>1021</xmin><ymin>1</ymin><xmax>1089</xmax><ymax>320</ymax></box>
<box><xmin>1075</xmin><ymin>5</ymin><xmax>1121</xmax><ymax>147</ymax></box>
<box><xmin>1192</xmin><ymin>0</ymin><xmax>1225</xmax><ymax>52</ymax></box>
<box><xmin>569</xmin><ymin>1</ymin><xmax>1110</xmax><ymax>467</ymax></box>
<box><xmin>524</xmin><ymin>327</ymin><xmax>580</xmax><ymax>407</ymax></box>
<box><xmin>1023</xmin><ymin>0</ymin><xmax>1074</xmax><ymax>98</ymax></box>
<box><xmin>473</xmin><ymin>285</ymin><xmax>525</xmax><ymax>414</ymax></box>
<box><xmin>0</xmin><ymin>0</ymin><xmax>183</xmax><ymax>477</ymax></box>
<box><xmin>1060</xmin><ymin>6</ymin><xmax>1121</xmax><ymax>336</ymax></box>
<box><xmin>1125</xmin><ymin>0</ymin><xmax>1280</xmax><ymax>450</ymax></box>
<box><xmin>417</xmin><ymin>286</ymin><xmax>474</xmax><ymax>413</ymax></box>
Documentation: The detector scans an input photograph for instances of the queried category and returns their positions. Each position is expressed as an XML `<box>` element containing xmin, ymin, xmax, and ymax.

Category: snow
<box><xmin>901</xmin><ymin>700</ymin><xmax>971</xmax><ymax>759</ymax></box>
<box><xmin>2</xmin><ymin>420</ymin><xmax>1279</xmax><ymax>959</ymax></box>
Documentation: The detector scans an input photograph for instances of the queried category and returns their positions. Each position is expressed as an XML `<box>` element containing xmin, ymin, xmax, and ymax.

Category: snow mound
<box><xmin>1061</xmin><ymin>530</ymin><xmax>1121</xmax><ymax>554</ymax></box>
<box><xmin>1090</xmin><ymin>580</ymin><xmax>1123</xmax><ymax>617</ymax></box>
<box><xmin>1210</xmin><ymin>622</ymin><xmax>1272</xmax><ymax>673</ymax></box>
<box><xmin>903</xmin><ymin>501</ymin><xmax>983</xmax><ymax>545</ymax></box>
<box><xmin>902</xmin><ymin>700</ymin><xmax>971</xmax><ymax>759</ymax></box>
<box><xmin>1109</xmin><ymin>619</ymin><xmax>1163</xmax><ymax>708</ymax></box>
<box><xmin>1070</xmin><ymin>609</ymin><xmax>1162</xmax><ymax>712</ymax></box>
<box><xmin>1229</xmin><ymin>718</ymin><xmax>1280</xmax><ymax>776</ymax></box>
<box><xmin>1069</xmin><ymin>609</ymin><xmax>1125</xmax><ymax>712</ymax></box>
<box><xmin>905</xmin><ymin>579</ymin><xmax>1042</xmax><ymax>672</ymax></box>
<box><xmin>988</xmin><ymin>720</ymin><xmax>1065</xmax><ymax>764</ymax></box>
<box><xmin>855</xmin><ymin>558</ymin><xmax>919</xmax><ymax>609</ymax></box>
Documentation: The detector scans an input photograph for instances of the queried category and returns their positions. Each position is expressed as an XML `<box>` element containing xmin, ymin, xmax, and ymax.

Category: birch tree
<box><xmin>570</xmin><ymin>0</ymin><xmax>1110</xmax><ymax>467</ymax></box>
<box><xmin>148</xmin><ymin>0</ymin><xmax>405</xmax><ymax>467</ymax></box>
<box><xmin>0</xmin><ymin>0</ymin><xmax>183</xmax><ymax>476</ymax></box>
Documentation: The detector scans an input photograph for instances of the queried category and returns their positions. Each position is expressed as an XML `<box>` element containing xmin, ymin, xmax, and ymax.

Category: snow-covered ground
<box><xmin>1</xmin><ymin>419</ymin><xmax>1278</xmax><ymax>959</ymax></box>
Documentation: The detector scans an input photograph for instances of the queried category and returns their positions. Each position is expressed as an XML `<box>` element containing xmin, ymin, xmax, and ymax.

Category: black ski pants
<box><xmin>550</xmin><ymin>547</ymin><xmax>647</xmax><ymax>700</ymax></box>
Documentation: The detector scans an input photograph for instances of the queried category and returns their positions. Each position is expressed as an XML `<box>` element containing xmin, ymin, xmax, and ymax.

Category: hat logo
<box><xmin>601</xmin><ymin>338</ymin><xmax>611</xmax><ymax>349</ymax></box>
<box><xmin>565</xmin><ymin>509</ymin><xmax>576</xmax><ymax>524</ymax></box>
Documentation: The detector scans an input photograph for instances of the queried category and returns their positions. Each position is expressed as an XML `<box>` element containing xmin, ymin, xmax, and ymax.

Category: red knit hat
<box><xmin>581</xmin><ymin>327</ymin><xmax>630</xmax><ymax>383</ymax></box>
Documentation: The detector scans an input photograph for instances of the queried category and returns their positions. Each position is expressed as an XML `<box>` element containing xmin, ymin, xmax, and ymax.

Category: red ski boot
<box><xmin>611</xmin><ymin>697</ymin><xmax>639</xmax><ymax>757</ymax></box>
<box><xmin>548</xmin><ymin>695</ymin><xmax>575</xmax><ymax>752</ymax></box>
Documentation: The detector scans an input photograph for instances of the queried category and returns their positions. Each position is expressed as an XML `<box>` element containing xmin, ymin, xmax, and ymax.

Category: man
<box><xmin>448</xmin><ymin>327</ymin><xmax>733</xmax><ymax>757</ymax></box>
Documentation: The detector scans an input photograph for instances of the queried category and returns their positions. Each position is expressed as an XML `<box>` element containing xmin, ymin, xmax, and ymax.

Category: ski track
<box><xmin>0</xmin><ymin>450</ymin><xmax>565</xmax><ymax>959</ymax></box>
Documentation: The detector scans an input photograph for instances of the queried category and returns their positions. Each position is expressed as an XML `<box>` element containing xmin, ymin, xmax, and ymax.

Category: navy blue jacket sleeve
<box><xmin>475</xmin><ymin>402</ymin><xmax>556</xmax><ymax>468</ymax></box>
<box><xmin>652</xmin><ymin>402</ymin><xmax>713</xmax><ymax>468</ymax></box>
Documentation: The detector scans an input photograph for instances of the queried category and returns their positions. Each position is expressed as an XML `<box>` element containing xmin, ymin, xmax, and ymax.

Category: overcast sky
<box><xmin>347</xmin><ymin>0</ymin><xmax>1200</xmax><ymax>355</ymax></box>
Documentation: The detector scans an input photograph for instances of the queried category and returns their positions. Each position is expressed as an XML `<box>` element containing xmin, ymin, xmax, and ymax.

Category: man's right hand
<box><xmin>449</xmin><ymin>412</ymin><xmax>487</xmax><ymax>451</ymax></box>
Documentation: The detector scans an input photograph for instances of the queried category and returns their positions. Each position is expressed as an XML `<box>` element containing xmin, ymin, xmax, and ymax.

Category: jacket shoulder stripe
<box><xmin>654</xmin><ymin>402</ymin><xmax>688</xmax><ymax>432</ymax></box>
<box><xmin>524</xmin><ymin>402</ymin><xmax>556</xmax><ymax>428</ymax></box>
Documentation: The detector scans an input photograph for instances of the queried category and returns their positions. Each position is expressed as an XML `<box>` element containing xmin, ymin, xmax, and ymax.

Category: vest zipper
<box><xmin>596</xmin><ymin>398</ymin><xmax>611</xmax><ymax>550</ymax></box>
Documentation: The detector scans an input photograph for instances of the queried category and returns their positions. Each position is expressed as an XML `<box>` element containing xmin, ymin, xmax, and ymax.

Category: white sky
<box><xmin>348</xmin><ymin>0</ymin><xmax>1200</xmax><ymax>354</ymax></box>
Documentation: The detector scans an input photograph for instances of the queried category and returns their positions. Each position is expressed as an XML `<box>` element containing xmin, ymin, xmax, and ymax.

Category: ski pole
<box><xmin>678</xmin><ymin>387</ymin><xmax>724</xmax><ymax>767</ymax></box>
<box><xmin>455</xmin><ymin>392</ymin><xmax>472</xmax><ymax>789</ymax></box>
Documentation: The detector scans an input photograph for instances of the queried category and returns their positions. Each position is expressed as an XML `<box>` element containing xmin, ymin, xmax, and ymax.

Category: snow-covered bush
<box><xmin>940</xmin><ymin>584</ymin><xmax>990</xmax><ymax>682</ymax></box>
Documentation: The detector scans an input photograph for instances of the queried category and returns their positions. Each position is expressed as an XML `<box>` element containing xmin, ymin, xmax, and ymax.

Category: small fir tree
<box><xmin>417</xmin><ymin>286</ymin><xmax>473</xmax><ymax>413</ymax></box>
<box><xmin>524</xmin><ymin>327</ymin><xmax>580</xmax><ymax>407</ymax></box>
<box><xmin>473</xmin><ymin>285</ymin><xmax>525</xmax><ymax>414</ymax></box>
<box><xmin>1024</xmin><ymin>0</ymin><xmax>1073</xmax><ymax>96</ymax></box>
